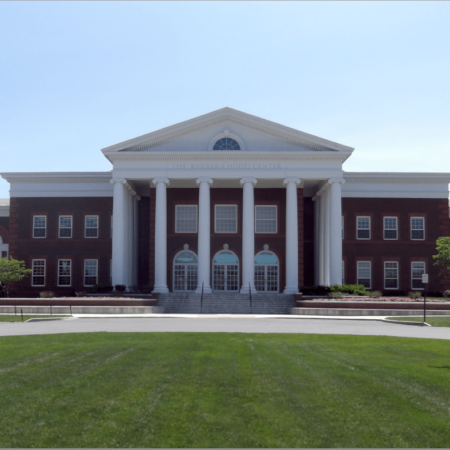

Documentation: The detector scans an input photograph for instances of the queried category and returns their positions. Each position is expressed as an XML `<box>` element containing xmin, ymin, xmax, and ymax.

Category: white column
<box><xmin>313</xmin><ymin>195</ymin><xmax>320</xmax><ymax>286</ymax></box>
<box><xmin>283</xmin><ymin>177</ymin><xmax>301</xmax><ymax>294</ymax></box>
<box><xmin>328</xmin><ymin>178</ymin><xmax>345</xmax><ymax>286</ymax></box>
<box><xmin>152</xmin><ymin>178</ymin><xmax>170</xmax><ymax>293</ymax></box>
<box><xmin>324</xmin><ymin>185</ymin><xmax>331</xmax><ymax>286</ymax></box>
<box><xmin>111</xmin><ymin>179</ymin><xmax>127</xmax><ymax>287</ymax></box>
<box><xmin>318</xmin><ymin>189</ymin><xmax>325</xmax><ymax>286</ymax></box>
<box><xmin>240</xmin><ymin>177</ymin><xmax>257</xmax><ymax>294</ymax></box>
<box><xmin>125</xmin><ymin>185</ymin><xmax>134</xmax><ymax>288</ymax></box>
<box><xmin>196</xmin><ymin>178</ymin><xmax>213</xmax><ymax>294</ymax></box>
<box><xmin>133</xmin><ymin>195</ymin><xmax>140</xmax><ymax>286</ymax></box>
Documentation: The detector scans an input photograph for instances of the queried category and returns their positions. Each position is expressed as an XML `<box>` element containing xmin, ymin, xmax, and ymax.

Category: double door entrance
<box><xmin>212</xmin><ymin>250</ymin><xmax>239</xmax><ymax>292</ymax></box>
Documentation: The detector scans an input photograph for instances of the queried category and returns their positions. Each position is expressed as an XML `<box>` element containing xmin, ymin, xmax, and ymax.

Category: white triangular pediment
<box><xmin>102</xmin><ymin>107</ymin><xmax>353</xmax><ymax>156</ymax></box>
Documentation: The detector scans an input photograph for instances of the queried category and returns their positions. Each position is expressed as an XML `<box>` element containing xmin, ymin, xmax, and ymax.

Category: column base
<box><xmin>152</xmin><ymin>285</ymin><xmax>169</xmax><ymax>294</ymax></box>
<box><xmin>283</xmin><ymin>286</ymin><xmax>300</xmax><ymax>294</ymax></box>
<box><xmin>195</xmin><ymin>286</ymin><xmax>212</xmax><ymax>294</ymax></box>
<box><xmin>240</xmin><ymin>286</ymin><xmax>257</xmax><ymax>294</ymax></box>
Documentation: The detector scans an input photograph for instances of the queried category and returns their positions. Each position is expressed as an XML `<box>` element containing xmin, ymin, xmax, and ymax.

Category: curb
<box><xmin>25</xmin><ymin>317</ymin><xmax>77</xmax><ymax>323</ymax></box>
<box><xmin>383</xmin><ymin>319</ymin><xmax>432</xmax><ymax>327</ymax></box>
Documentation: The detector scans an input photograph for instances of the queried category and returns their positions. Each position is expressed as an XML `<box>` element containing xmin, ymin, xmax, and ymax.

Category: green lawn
<box><xmin>387</xmin><ymin>316</ymin><xmax>450</xmax><ymax>327</ymax></box>
<box><xmin>0</xmin><ymin>315</ymin><xmax>69</xmax><ymax>322</ymax></box>
<box><xmin>1</xmin><ymin>333</ymin><xmax>450</xmax><ymax>448</ymax></box>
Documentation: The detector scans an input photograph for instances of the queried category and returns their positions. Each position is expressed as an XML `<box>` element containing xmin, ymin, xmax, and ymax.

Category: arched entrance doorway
<box><xmin>212</xmin><ymin>248</ymin><xmax>239</xmax><ymax>292</ymax></box>
<box><xmin>254</xmin><ymin>248</ymin><xmax>279</xmax><ymax>293</ymax></box>
<box><xmin>173</xmin><ymin>248</ymin><xmax>198</xmax><ymax>292</ymax></box>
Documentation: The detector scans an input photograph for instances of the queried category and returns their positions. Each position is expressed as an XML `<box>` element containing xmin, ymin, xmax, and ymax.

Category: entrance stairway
<box><xmin>157</xmin><ymin>293</ymin><xmax>296</xmax><ymax>314</ymax></box>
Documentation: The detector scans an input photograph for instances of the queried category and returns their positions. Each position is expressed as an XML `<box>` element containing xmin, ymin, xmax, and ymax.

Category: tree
<box><xmin>433</xmin><ymin>237</ymin><xmax>450</xmax><ymax>277</ymax></box>
<box><xmin>0</xmin><ymin>257</ymin><xmax>32</xmax><ymax>297</ymax></box>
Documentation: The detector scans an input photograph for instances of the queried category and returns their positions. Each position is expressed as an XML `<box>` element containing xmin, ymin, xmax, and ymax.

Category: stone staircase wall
<box><xmin>157</xmin><ymin>293</ymin><xmax>295</xmax><ymax>314</ymax></box>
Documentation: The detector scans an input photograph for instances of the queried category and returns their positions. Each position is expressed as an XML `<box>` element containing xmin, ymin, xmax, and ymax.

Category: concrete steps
<box><xmin>157</xmin><ymin>293</ymin><xmax>295</xmax><ymax>314</ymax></box>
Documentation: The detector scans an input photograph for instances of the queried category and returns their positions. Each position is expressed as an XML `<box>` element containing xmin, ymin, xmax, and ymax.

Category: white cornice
<box><xmin>344</xmin><ymin>172</ymin><xmax>450</xmax><ymax>184</ymax></box>
<box><xmin>101</xmin><ymin>108</ymin><xmax>354</xmax><ymax>155</ymax></box>
<box><xmin>0</xmin><ymin>172</ymin><xmax>112</xmax><ymax>184</ymax></box>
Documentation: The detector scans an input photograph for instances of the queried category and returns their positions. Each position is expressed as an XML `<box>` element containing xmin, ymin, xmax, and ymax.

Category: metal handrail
<box><xmin>200</xmin><ymin>281</ymin><xmax>204</xmax><ymax>314</ymax></box>
<box><xmin>249</xmin><ymin>282</ymin><xmax>252</xmax><ymax>314</ymax></box>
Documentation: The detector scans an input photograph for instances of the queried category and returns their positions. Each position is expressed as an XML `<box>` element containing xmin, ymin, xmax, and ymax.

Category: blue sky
<box><xmin>1</xmin><ymin>1</ymin><xmax>449</xmax><ymax>198</ymax></box>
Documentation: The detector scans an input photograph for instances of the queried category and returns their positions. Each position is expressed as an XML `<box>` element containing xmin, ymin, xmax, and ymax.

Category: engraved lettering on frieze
<box><xmin>170</xmin><ymin>163</ymin><xmax>283</xmax><ymax>170</ymax></box>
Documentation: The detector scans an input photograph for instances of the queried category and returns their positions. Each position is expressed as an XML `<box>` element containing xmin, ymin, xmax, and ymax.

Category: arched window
<box><xmin>213</xmin><ymin>138</ymin><xmax>240</xmax><ymax>151</ymax></box>
<box><xmin>254</xmin><ymin>250</ymin><xmax>279</xmax><ymax>293</ymax></box>
<box><xmin>213</xmin><ymin>250</ymin><xmax>239</xmax><ymax>292</ymax></box>
<box><xmin>173</xmin><ymin>250</ymin><xmax>198</xmax><ymax>292</ymax></box>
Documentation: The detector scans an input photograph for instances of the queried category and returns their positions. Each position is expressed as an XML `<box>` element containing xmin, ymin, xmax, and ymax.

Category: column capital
<box><xmin>240</xmin><ymin>177</ymin><xmax>257</xmax><ymax>186</ymax></box>
<box><xmin>110</xmin><ymin>178</ymin><xmax>125</xmax><ymax>185</ymax></box>
<box><xmin>152</xmin><ymin>178</ymin><xmax>170</xmax><ymax>186</ymax></box>
<box><xmin>283</xmin><ymin>178</ymin><xmax>301</xmax><ymax>187</ymax></box>
<box><xmin>327</xmin><ymin>177</ymin><xmax>346</xmax><ymax>185</ymax></box>
<box><xmin>135</xmin><ymin>195</ymin><xmax>141</xmax><ymax>201</ymax></box>
<box><xmin>196</xmin><ymin>177</ymin><xmax>213</xmax><ymax>186</ymax></box>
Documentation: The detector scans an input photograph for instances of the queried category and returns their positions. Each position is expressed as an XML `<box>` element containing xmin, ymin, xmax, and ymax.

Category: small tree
<box><xmin>0</xmin><ymin>257</ymin><xmax>32</xmax><ymax>297</ymax></box>
<box><xmin>433</xmin><ymin>237</ymin><xmax>450</xmax><ymax>277</ymax></box>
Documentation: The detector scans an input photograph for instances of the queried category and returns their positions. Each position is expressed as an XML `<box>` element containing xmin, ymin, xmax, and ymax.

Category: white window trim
<box><xmin>31</xmin><ymin>259</ymin><xmax>46</xmax><ymax>287</ymax></box>
<box><xmin>384</xmin><ymin>261</ymin><xmax>399</xmax><ymax>290</ymax></box>
<box><xmin>175</xmin><ymin>205</ymin><xmax>198</xmax><ymax>234</ymax></box>
<box><xmin>411</xmin><ymin>217</ymin><xmax>425</xmax><ymax>241</ymax></box>
<box><xmin>33</xmin><ymin>215</ymin><xmax>47</xmax><ymax>239</ymax></box>
<box><xmin>58</xmin><ymin>215</ymin><xmax>73</xmax><ymax>239</ymax></box>
<box><xmin>254</xmin><ymin>205</ymin><xmax>278</xmax><ymax>234</ymax></box>
<box><xmin>57</xmin><ymin>259</ymin><xmax>72</xmax><ymax>287</ymax></box>
<box><xmin>383</xmin><ymin>216</ymin><xmax>398</xmax><ymax>241</ymax></box>
<box><xmin>357</xmin><ymin>261</ymin><xmax>371</xmax><ymax>289</ymax></box>
<box><xmin>411</xmin><ymin>262</ymin><xmax>426</xmax><ymax>290</ymax></box>
<box><xmin>83</xmin><ymin>259</ymin><xmax>98</xmax><ymax>287</ymax></box>
<box><xmin>356</xmin><ymin>216</ymin><xmax>371</xmax><ymax>240</ymax></box>
<box><xmin>214</xmin><ymin>204</ymin><xmax>238</xmax><ymax>234</ymax></box>
<box><xmin>85</xmin><ymin>215</ymin><xmax>99</xmax><ymax>239</ymax></box>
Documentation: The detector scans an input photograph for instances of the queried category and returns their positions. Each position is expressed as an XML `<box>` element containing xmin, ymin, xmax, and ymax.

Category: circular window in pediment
<box><xmin>213</xmin><ymin>138</ymin><xmax>241</xmax><ymax>151</ymax></box>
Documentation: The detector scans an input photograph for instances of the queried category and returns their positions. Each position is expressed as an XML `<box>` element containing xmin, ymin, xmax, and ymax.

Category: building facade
<box><xmin>1</xmin><ymin>108</ymin><xmax>450</xmax><ymax>297</ymax></box>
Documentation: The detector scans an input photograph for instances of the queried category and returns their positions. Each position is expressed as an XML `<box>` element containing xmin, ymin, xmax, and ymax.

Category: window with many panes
<box><xmin>411</xmin><ymin>262</ymin><xmax>426</xmax><ymax>290</ymax></box>
<box><xmin>58</xmin><ymin>259</ymin><xmax>71</xmax><ymax>286</ymax></box>
<box><xmin>175</xmin><ymin>205</ymin><xmax>198</xmax><ymax>233</ymax></box>
<box><xmin>384</xmin><ymin>262</ymin><xmax>399</xmax><ymax>289</ymax></box>
<box><xmin>215</xmin><ymin>205</ymin><xmax>237</xmax><ymax>233</ymax></box>
<box><xmin>384</xmin><ymin>217</ymin><xmax>398</xmax><ymax>240</ymax></box>
<box><xmin>85</xmin><ymin>216</ymin><xmax>99</xmax><ymax>238</ymax></box>
<box><xmin>357</xmin><ymin>261</ymin><xmax>371</xmax><ymax>288</ymax></box>
<box><xmin>357</xmin><ymin>216</ymin><xmax>370</xmax><ymax>239</ymax></box>
<box><xmin>255</xmin><ymin>206</ymin><xmax>277</xmax><ymax>234</ymax></box>
<box><xmin>32</xmin><ymin>260</ymin><xmax>45</xmax><ymax>286</ymax></box>
<box><xmin>84</xmin><ymin>259</ymin><xmax>98</xmax><ymax>286</ymax></box>
<box><xmin>411</xmin><ymin>217</ymin><xmax>425</xmax><ymax>240</ymax></box>
<box><xmin>59</xmin><ymin>216</ymin><xmax>72</xmax><ymax>238</ymax></box>
<box><xmin>33</xmin><ymin>216</ymin><xmax>46</xmax><ymax>238</ymax></box>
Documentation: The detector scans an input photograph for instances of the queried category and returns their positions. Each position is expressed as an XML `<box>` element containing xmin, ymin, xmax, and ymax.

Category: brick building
<box><xmin>1</xmin><ymin>108</ymin><xmax>449</xmax><ymax>297</ymax></box>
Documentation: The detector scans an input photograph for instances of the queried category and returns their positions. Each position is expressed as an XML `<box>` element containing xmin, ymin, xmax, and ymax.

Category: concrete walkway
<box><xmin>0</xmin><ymin>315</ymin><xmax>449</xmax><ymax>340</ymax></box>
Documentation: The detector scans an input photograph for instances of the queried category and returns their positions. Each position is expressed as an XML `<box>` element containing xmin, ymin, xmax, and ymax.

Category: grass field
<box><xmin>1</xmin><ymin>333</ymin><xmax>450</xmax><ymax>448</ymax></box>
<box><xmin>388</xmin><ymin>316</ymin><xmax>450</xmax><ymax>327</ymax></box>
<box><xmin>0</xmin><ymin>315</ymin><xmax>69</xmax><ymax>322</ymax></box>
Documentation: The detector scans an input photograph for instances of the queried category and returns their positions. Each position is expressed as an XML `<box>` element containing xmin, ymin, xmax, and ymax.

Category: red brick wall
<box><xmin>342</xmin><ymin>198</ymin><xmax>450</xmax><ymax>294</ymax></box>
<box><xmin>8</xmin><ymin>197</ymin><xmax>113</xmax><ymax>297</ymax></box>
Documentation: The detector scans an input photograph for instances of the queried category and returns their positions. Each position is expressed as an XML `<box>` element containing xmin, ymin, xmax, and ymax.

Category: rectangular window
<box><xmin>411</xmin><ymin>262</ymin><xmax>426</xmax><ymax>290</ymax></box>
<box><xmin>215</xmin><ymin>205</ymin><xmax>237</xmax><ymax>233</ymax></box>
<box><xmin>255</xmin><ymin>205</ymin><xmax>277</xmax><ymax>234</ymax></box>
<box><xmin>33</xmin><ymin>216</ymin><xmax>46</xmax><ymax>238</ymax></box>
<box><xmin>357</xmin><ymin>216</ymin><xmax>370</xmax><ymax>240</ymax></box>
<box><xmin>58</xmin><ymin>259</ymin><xmax>72</xmax><ymax>286</ymax></box>
<box><xmin>84</xmin><ymin>259</ymin><xmax>98</xmax><ymax>286</ymax></box>
<box><xmin>411</xmin><ymin>217</ymin><xmax>425</xmax><ymax>240</ymax></box>
<box><xmin>58</xmin><ymin>215</ymin><xmax>72</xmax><ymax>238</ymax></box>
<box><xmin>175</xmin><ymin>205</ymin><xmax>198</xmax><ymax>233</ymax></box>
<box><xmin>384</xmin><ymin>262</ymin><xmax>399</xmax><ymax>289</ymax></box>
<box><xmin>32</xmin><ymin>259</ymin><xmax>45</xmax><ymax>286</ymax></box>
<box><xmin>357</xmin><ymin>261</ymin><xmax>371</xmax><ymax>289</ymax></box>
<box><xmin>384</xmin><ymin>217</ymin><xmax>398</xmax><ymax>240</ymax></box>
<box><xmin>1</xmin><ymin>251</ymin><xmax>8</xmax><ymax>259</ymax></box>
<box><xmin>85</xmin><ymin>215</ymin><xmax>99</xmax><ymax>238</ymax></box>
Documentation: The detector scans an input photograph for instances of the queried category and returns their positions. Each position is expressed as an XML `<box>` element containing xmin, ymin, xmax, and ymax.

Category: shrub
<box><xmin>330</xmin><ymin>284</ymin><xmax>368</xmax><ymax>296</ymax></box>
<box><xmin>89</xmin><ymin>284</ymin><xmax>113</xmax><ymax>294</ymax></box>
<box><xmin>115</xmin><ymin>284</ymin><xmax>126</xmax><ymax>292</ymax></box>
<box><xmin>409</xmin><ymin>291</ymin><xmax>422</xmax><ymax>299</ymax></box>
<box><xmin>40</xmin><ymin>291</ymin><xmax>55</xmax><ymax>298</ymax></box>
<box><xmin>329</xmin><ymin>292</ymin><xmax>344</xmax><ymax>298</ymax></box>
<box><xmin>301</xmin><ymin>285</ymin><xmax>331</xmax><ymax>295</ymax></box>
<box><xmin>128</xmin><ymin>285</ymin><xmax>140</xmax><ymax>293</ymax></box>
<box><xmin>75</xmin><ymin>291</ymin><xmax>86</xmax><ymax>297</ymax></box>
<box><xmin>140</xmin><ymin>285</ymin><xmax>153</xmax><ymax>294</ymax></box>
<box><xmin>368</xmin><ymin>290</ymin><xmax>382</xmax><ymax>298</ymax></box>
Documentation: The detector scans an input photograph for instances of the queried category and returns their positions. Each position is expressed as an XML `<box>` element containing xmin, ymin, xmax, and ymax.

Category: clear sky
<box><xmin>1</xmin><ymin>1</ymin><xmax>449</xmax><ymax>198</ymax></box>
